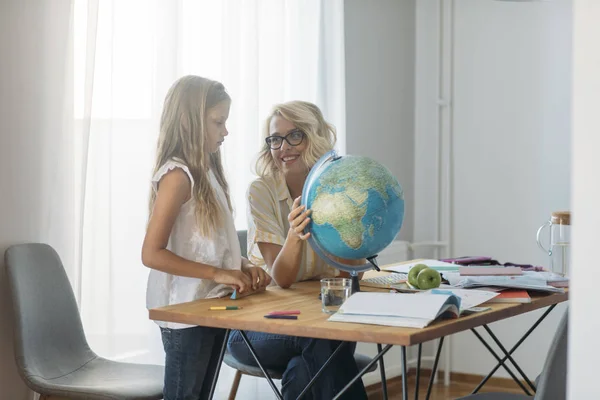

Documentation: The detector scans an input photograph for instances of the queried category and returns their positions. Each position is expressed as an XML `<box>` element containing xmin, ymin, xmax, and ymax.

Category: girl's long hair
<box><xmin>150</xmin><ymin>75</ymin><xmax>232</xmax><ymax>236</ymax></box>
<box><xmin>254</xmin><ymin>100</ymin><xmax>337</xmax><ymax>178</ymax></box>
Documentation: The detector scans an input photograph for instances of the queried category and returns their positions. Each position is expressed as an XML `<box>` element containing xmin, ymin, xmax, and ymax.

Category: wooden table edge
<box><xmin>149</xmin><ymin>289</ymin><xmax>568</xmax><ymax>347</ymax></box>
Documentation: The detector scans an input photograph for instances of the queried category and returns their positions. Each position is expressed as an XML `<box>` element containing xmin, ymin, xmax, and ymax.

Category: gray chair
<box><xmin>237</xmin><ymin>229</ymin><xmax>247</xmax><ymax>261</ymax></box>
<box><xmin>4</xmin><ymin>243</ymin><xmax>164</xmax><ymax>400</ymax></box>
<box><xmin>224</xmin><ymin>231</ymin><xmax>377</xmax><ymax>399</ymax></box>
<box><xmin>457</xmin><ymin>308</ymin><xmax>568</xmax><ymax>400</ymax></box>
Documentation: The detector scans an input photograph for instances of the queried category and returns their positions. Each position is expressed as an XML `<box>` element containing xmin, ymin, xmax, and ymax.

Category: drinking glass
<box><xmin>320</xmin><ymin>278</ymin><xmax>352</xmax><ymax>314</ymax></box>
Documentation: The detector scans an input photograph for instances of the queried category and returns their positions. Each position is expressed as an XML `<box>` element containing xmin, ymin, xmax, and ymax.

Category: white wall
<box><xmin>0</xmin><ymin>1</ymin><xmax>73</xmax><ymax>398</ymax></box>
<box><xmin>413</xmin><ymin>0</ymin><xmax>441</xmax><ymax>246</ymax></box>
<box><xmin>344</xmin><ymin>0</ymin><xmax>417</xmax><ymax>384</ymax></box>
<box><xmin>568</xmin><ymin>1</ymin><xmax>600</xmax><ymax>398</ymax></box>
<box><xmin>416</xmin><ymin>0</ymin><xmax>572</xmax><ymax>379</ymax></box>
<box><xmin>0</xmin><ymin>2</ymin><xmax>45</xmax><ymax>397</ymax></box>
<box><xmin>345</xmin><ymin>0</ymin><xmax>416</xmax><ymax>243</ymax></box>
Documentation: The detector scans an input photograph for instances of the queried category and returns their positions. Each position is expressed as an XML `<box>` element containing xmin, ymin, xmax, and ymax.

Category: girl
<box><xmin>142</xmin><ymin>75</ymin><xmax>271</xmax><ymax>400</ymax></box>
<box><xmin>227</xmin><ymin>101</ymin><xmax>367</xmax><ymax>400</ymax></box>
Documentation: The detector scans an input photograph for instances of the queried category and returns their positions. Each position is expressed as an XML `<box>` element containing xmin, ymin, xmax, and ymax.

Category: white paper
<box><xmin>416</xmin><ymin>288</ymin><xmax>499</xmax><ymax>311</ymax></box>
<box><xmin>522</xmin><ymin>271</ymin><xmax>569</xmax><ymax>282</ymax></box>
<box><xmin>443</xmin><ymin>272</ymin><xmax>564</xmax><ymax>293</ymax></box>
<box><xmin>384</xmin><ymin>259</ymin><xmax>459</xmax><ymax>274</ymax></box>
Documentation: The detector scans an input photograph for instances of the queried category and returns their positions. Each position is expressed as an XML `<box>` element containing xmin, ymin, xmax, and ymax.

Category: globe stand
<box><xmin>367</xmin><ymin>255</ymin><xmax>381</xmax><ymax>272</ymax></box>
<box><xmin>350</xmin><ymin>273</ymin><xmax>361</xmax><ymax>294</ymax></box>
<box><xmin>350</xmin><ymin>255</ymin><xmax>380</xmax><ymax>294</ymax></box>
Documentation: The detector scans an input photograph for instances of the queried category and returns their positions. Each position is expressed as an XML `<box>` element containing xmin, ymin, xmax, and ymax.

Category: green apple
<box><xmin>408</xmin><ymin>263</ymin><xmax>429</xmax><ymax>288</ymax></box>
<box><xmin>417</xmin><ymin>267</ymin><xmax>442</xmax><ymax>290</ymax></box>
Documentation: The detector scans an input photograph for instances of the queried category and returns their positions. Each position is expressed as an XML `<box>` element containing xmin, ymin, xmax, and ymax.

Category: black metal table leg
<box><xmin>208</xmin><ymin>329</ymin><xmax>230</xmax><ymax>400</ymax></box>
<box><xmin>238</xmin><ymin>330</ymin><xmax>283</xmax><ymax>399</ymax></box>
<box><xmin>237</xmin><ymin>330</ymin><xmax>393</xmax><ymax>400</ymax></box>
<box><xmin>401</xmin><ymin>346</ymin><xmax>408</xmax><ymax>400</ymax></box>
<box><xmin>425</xmin><ymin>336</ymin><xmax>444</xmax><ymax>400</ymax></box>
<box><xmin>472</xmin><ymin>304</ymin><xmax>555</xmax><ymax>393</ymax></box>
<box><xmin>471</xmin><ymin>328</ymin><xmax>532</xmax><ymax>396</ymax></box>
<box><xmin>376</xmin><ymin>344</ymin><xmax>388</xmax><ymax>400</ymax></box>
<box><xmin>482</xmin><ymin>325</ymin><xmax>537</xmax><ymax>392</ymax></box>
<box><xmin>297</xmin><ymin>341</ymin><xmax>347</xmax><ymax>400</ymax></box>
<box><xmin>333</xmin><ymin>344</ymin><xmax>394</xmax><ymax>400</ymax></box>
<box><xmin>415</xmin><ymin>343</ymin><xmax>422</xmax><ymax>400</ymax></box>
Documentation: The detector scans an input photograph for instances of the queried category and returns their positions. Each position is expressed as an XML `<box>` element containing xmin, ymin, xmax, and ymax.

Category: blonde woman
<box><xmin>227</xmin><ymin>101</ymin><xmax>367</xmax><ymax>400</ymax></box>
<box><xmin>141</xmin><ymin>75</ymin><xmax>271</xmax><ymax>399</ymax></box>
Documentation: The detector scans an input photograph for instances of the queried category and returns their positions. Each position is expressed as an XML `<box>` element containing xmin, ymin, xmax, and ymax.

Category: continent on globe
<box><xmin>302</xmin><ymin>151</ymin><xmax>405</xmax><ymax>266</ymax></box>
<box><xmin>310</xmin><ymin>156</ymin><xmax>402</xmax><ymax>252</ymax></box>
<box><xmin>311</xmin><ymin>192</ymin><xmax>366</xmax><ymax>250</ymax></box>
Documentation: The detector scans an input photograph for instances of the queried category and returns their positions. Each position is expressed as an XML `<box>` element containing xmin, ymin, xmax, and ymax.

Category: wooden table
<box><xmin>149</xmin><ymin>280</ymin><xmax>567</xmax><ymax>346</ymax></box>
<box><xmin>149</xmin><ymin>280</ymin><xmax>568</xmax><ymax>400</ymax></box>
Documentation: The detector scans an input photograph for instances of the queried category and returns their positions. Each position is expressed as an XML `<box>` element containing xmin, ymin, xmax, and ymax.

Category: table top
<box><xmin>149</xmin><ymin>280</ymin><xmax>568</xmax><ymax>346</ymax></box>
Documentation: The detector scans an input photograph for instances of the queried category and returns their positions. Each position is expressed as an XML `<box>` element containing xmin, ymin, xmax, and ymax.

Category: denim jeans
<box><xmin>227</xmin><ymin>330</ymin><xmax>367</xmax><ymax>400</ymax></box>
<box><xmin>160</xmin><ymin>325</ymin><xmax>226</xmax><ymax>400</ymax></box>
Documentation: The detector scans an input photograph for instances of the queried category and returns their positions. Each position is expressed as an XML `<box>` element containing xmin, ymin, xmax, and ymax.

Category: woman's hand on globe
<box><xmin>288</xmin><ymin>196</ymin><xmax>312</xmax><ymax>241</ymax></box>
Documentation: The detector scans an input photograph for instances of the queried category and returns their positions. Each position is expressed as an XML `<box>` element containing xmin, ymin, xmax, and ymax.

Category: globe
<box><xmin>301</xmin><ymin>150</ymin><xmax>405</xmax><ymax>276</ymax></box>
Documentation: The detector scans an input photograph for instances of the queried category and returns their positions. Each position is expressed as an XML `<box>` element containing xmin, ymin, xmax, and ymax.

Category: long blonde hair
<box><xmin>150</xmin><ymin>75</ymin><xmax>232</xmax><ymax>236</ymax></box>
<box><xmin>255</xmin><ymin>100</ymin><xmax>337</xmax><ymax>178</ymax></box>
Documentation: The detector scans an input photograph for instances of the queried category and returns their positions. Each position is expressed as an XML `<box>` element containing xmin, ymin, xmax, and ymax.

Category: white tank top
<box><xmin>145</xmin><ymin>159</ymin><xmax>242</xmax><ymax>329</ymax></box>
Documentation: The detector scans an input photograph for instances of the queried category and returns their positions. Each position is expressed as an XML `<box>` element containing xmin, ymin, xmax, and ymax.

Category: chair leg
<box><xmin>228</xmin><ymin>370</ymin><xmax>243</xmax><ymax>400</ymax></box>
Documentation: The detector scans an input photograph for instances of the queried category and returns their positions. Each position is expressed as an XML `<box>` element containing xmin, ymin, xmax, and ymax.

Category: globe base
<box><xmin>349</xmin><ymin>256</ymin><xmax>380</xmax><ymax>294</ymax></box>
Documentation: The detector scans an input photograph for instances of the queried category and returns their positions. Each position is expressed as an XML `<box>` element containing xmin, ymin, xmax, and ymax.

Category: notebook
<box><xmin>486</xmin><ymin>290</ymin><xmax>531</xmax><ymax>303</ymax></box>
<box><xmin>361</xmin><ymin>272</ymin><xmax>408</xmax><ymax>289</ymax></box>
<box><xmin>327</xmin><ymin>291</ymin><xmax>461</xmax><ymax>328</ymax></box>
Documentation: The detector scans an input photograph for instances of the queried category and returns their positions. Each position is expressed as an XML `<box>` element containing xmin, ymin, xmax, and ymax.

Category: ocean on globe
<box><xmin>302</xmin><ymin>151</ymin><xmax>404</xmax><ymax>272</ymax></box>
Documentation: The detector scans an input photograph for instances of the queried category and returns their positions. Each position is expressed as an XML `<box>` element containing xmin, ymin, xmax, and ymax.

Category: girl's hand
<box><xmin>242</xmin><ymin>265</ymin><xmax>272</xmax><ymax>290</ymax></box>
<box><xmin>214</xmin><ymin>269</ymin><xmax>252</xmax><ymax>293</ymax></box>
<box><xmin>288</xmin><ymin>196</ymin><xmax>311</xmax><ymax>241</ymax></box>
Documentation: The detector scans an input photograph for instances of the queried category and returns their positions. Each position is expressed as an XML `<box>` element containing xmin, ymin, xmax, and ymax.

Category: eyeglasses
<box><xmin>265</xmin><ymin>129</ymin><xmax>305</xmax><ymax>150</ymax></box>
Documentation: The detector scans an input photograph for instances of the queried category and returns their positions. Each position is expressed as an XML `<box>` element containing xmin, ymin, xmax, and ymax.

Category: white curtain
<box><xmin>71</xmin><ymin>0</ymin><xmax>345</xmax><ymax>395</ymax></box>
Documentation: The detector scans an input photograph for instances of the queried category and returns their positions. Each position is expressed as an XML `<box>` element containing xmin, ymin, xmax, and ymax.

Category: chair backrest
<box><xmin>535</xmin><ymin>308</ymin><xmax>568</xmax><ymax>400</ymax></box>
<box><xmin>237</xmin><ymin>230</ymin><xmax>248</xmax><ymax>258</ymax></box>
<box><xmin>4</xmin><ymin>243</ymin><xmax>96</xmax><ymax>381</ymax></box>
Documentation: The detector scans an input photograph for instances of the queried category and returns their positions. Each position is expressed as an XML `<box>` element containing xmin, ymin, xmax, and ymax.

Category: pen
<box><xmin>264</xmin><ymin>315</ymin><xmax>298</xmax><ymax>320</ymax></box>
<box><xmin>209</xmin><ymin>306</ymin><xmax>242</xmax><ymax>310</ymax></box>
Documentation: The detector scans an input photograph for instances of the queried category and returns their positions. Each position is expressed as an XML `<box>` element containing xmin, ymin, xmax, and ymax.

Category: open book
<box><xmin>327</xmin><ymin>292</ymin><xmax>461</xmax><ymax>329</ymax></box>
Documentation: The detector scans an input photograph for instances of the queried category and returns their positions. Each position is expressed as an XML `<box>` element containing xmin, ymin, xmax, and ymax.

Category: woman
<box><xmin>227</xmin><ymin>101</ymin><xmax>367</xmax><ymax>400</ymax></box>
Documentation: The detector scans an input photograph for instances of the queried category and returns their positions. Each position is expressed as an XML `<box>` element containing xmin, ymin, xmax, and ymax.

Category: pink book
<box><xmin>459</xmin><ymin>267</ymin><xmax>523</xmax><ymax>276</ymax></box>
